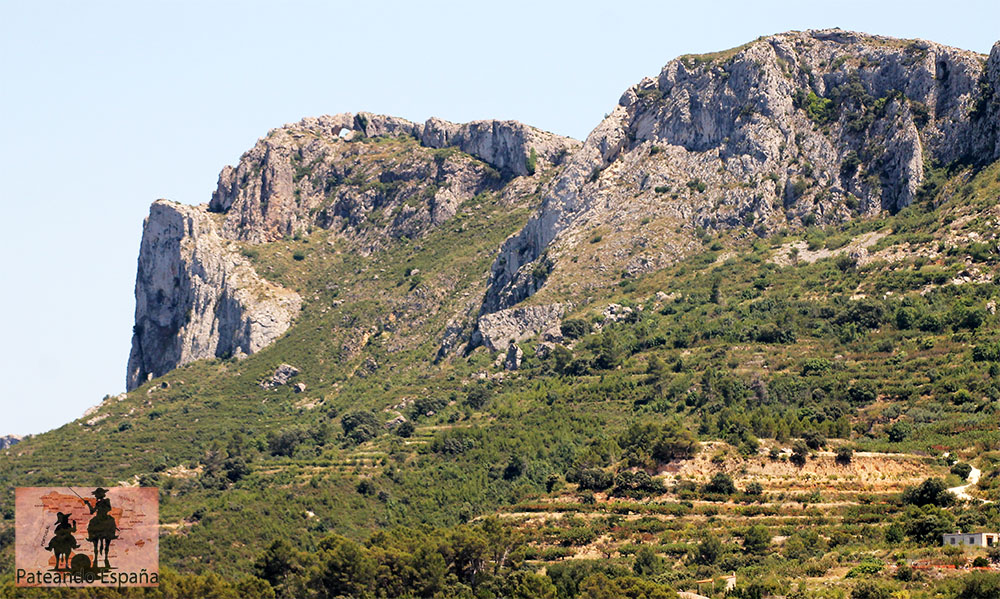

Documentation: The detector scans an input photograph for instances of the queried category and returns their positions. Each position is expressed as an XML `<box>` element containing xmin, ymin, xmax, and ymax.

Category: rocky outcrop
<box><xmin>260</xmin><ymin>363</ymin><xmax>301</xmax><ymax>388</ymax></box>
<box><xmin>503</xmin><ymin>343</ymin><xmax>524</xmax><ymax>371</ymax></box>
<box><xmin>420</xmin><ymin>117</ymin><xmax>576</xmax><ymax>177</ymax></box>
<box><xmin>0</xmin><ymin>435</ymin><xmax>22</xmax><ymax>450</ymax></box>
<box><xmin>472</xmin><ymin>304</ymin><xmax>566</xmax><ymax>351</ymax></box>
<box><xmin>986</xmin><ymin>42</ymin><xmax>1000</xmax><ymax>159</ymax></box>
<box><xmin>209</xmin><ymin>113</ymin><xmax>579</xmax><ymax>245</ymax></box>
<box><xmin>127</xmin><ymin>201</ymin><xmax>301</xmax><ymax>390</ymax></box>
<box><xmin>483</xmin><ymin>30</ymin><xmax>1000</xmax><ymax>313</ymax></box>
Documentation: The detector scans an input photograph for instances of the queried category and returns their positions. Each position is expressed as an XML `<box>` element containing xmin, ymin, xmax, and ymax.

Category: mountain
<box><xmin>4</xmin><ymin>29</ymin><xmax>1000</xmax><ymax>599</ymax></box>
<box><xmin>127</xmin><ymin>114</ymin><xmax>578</xmax><ymax>389</ymax></box>
<box><xmin>483</xmin><ymin>29</ymin><xmax>1000</xmax><ymax>313</ymax></box>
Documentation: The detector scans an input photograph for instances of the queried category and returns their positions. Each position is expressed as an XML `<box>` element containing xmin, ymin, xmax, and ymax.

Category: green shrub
<box><xmin>703</xmin><ymin>472</ymin><xmax>736</xmax><ymax>495</ymax></box>
<box><xmin>525</xmin><ymin>148</ymin><xmax>538</xmax><ymax>176</ymax></box>
<box><xmin>341</xmin><ymin>411</ymin><xmax>380</xmax><ymax>444</ymax></box>
<box><xmin>951</xmin><ymin>462</ymin><xmax>973</xmax><ymax>480</ymax></box>
<box><xmin>560</xmin><ymin>318</ymin><xmax>591</xmax><ymax>340</ymax></box>
<box><xmin>796</xmin><ymin>90</ymin><xmax>837</xmax><ymax>125</ymax></box>
<box><xmin>902</xmin><ymin>478</ymin><xmax>954</xmax><ymax>507</ymax></box>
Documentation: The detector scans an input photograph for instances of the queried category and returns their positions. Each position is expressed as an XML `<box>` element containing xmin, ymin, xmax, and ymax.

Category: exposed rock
<box><xmin>602</xmin><ymin>304</ymin><xmax>634</xmax><ymax>323</ymax></box>
<box><xmin>209</xmin><ymin>113</ymin><xmax>579</xmax><ymax>245</ymax></box>
<box><xmin>293</xmin><ymin>382</ymin><xmax>307</xmax><ymax>393</ymax></box>
<box><xmin>504</xmin><ymin>343</ymin><xmax>524</xmax><ymax>371</ymax></box>
<box><xmin>127</xmin><ymin>111</ymin><xmax>578</xmax><ymax>389</ymax></box>
<box><xmin>420</xmin><ymin>117</ymin><xmax>576</xmax><ymax>177</ymax></box>
<box><xmin>0</xmin><ymin>435</ymin><xmax>23</xmax><ymax>450</ymax></box>
<box><xmin>355</xmin><ymin>357</ymin><xmax>379</xmax><ymax>378</ymax></box>
<box><xmin>385</xmin><ymin>414</ymin><xmax>407</xmax><ymax>429</ymax></box>
<box><xmin>436</xmin><ymin>318</ymin><xmax>469</xmax><ymax>361</ymax></box>
<box><xmin>84</xmin><ymin>413</ymin><xmax>108</xmax><ymax>427</ymax></box>
<box><xmin>260</xmin><ymin>364</ymin><xmax>301</xmax><ymax>388</ymax></box>
<box><xmin>127</xmin><ymin>201</ymin><xmax>302</xmax><ymax>390</ymax></box>
<box><xmin>473</xmin><ymin>303</ymin><xmax>567</xmax><ymax>351</ymax></box>
<box><xmin>482</xmin><ymin>29</ymin><xmax>1000</xmax><ymax>313</ymax></box>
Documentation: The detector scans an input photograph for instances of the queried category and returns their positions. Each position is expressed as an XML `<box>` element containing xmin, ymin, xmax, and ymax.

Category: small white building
<box><xmin>942</xmin><ymin>532</ymin><xmax>1000</xmax><ymax>547</ymax></box>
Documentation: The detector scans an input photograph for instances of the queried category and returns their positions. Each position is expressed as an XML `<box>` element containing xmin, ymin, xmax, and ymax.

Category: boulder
<box><xmin>473</xmin><ymin>304</ymin><xmax>567</xmax><ymax>351</ymax></box>
<box><xmin>260</xmin><ymin>364</ymin><xmax>301</xmax><ymax>388</ymax></box>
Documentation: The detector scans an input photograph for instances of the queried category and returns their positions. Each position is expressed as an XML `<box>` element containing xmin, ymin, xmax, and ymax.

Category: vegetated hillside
<box><xmin>5</xmin><ymin>29</ymin><xmax>1000</xmax><ymax>599</ymax></box>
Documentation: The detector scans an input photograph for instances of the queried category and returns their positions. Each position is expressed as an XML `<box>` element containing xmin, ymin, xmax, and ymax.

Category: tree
<box><xmin>268</xmin><ymin>427</ymin><xmax>310</xmax><ymax>457</ymax></box>
<box><xmin>224</xmin><ymin>456</ymin><xmax>251</xmax><ymax>483</ymax></box>
<box><xmin>594</xmin><ymin>331</ymin><xmax>624</xmax><ymax>370</ymax></box>
<box><xmin>952</xmin><ymin>462</ymin><xmax>973</xmax><ymax>480</ymax></box>
<box><xmin>696</xmin><ymin>535</ymin><xmax>723</xmax><ymax>565</ymax></box>
<box><xmin>902</xmin><ymin>478</ymin><xmax>955</xmax><ymax>507</ymax></box>
<box><xmin>851</xmin><ymin>580</ymin><xmax>892</xmax><ymax>599</ymax></box>
<box><xmin>742</xmin><ymin>524</ymin><xmax>772</xmax><ymax>554</ymax></box>
<box><xmin>836</xmin><ymin>446</ymin><xmax>854</xmax><ymax>465</ymax></box>
<box><xmin>619</xmin><ymin>419</ymin><xmax>699</xmax><ymax>467</ymax></box>
<box><xmin>633</xmin><ymin>545</ymin><xmax>664</xmax><ymax>576</ymax></box>
<box><xmin>955</xmin><ymin>572</ymin><xmax>1000</xmax><ymax>599</ymax></box>
<box><xmin>791</xmin><ymin>441</ymin><xmax>809</xmax><ymax>467</ymax></box>
<box><xmin>341</xmin><ymin>411</ymin><xmax>380</xmax><ymax>445</ymax></box>
<box><xmin>883</xmin><ymin>523</ymin><xmax>904</xmax><ymax>544</ymax></box>
<box><xmin>254</xmin><ymin>539</ymin><xmax>300</xmax><ymax>589</ymax></box>
<box><xmin>464</xmin><ymin>385</ymin><xmax>491</xmax><ymax>410</ymax></box>
<box><xmin>887</xmin><ymin>421</ymin><xmax>912</xmax><ymax>443</ymax></box>
<box><xmin>578</xmin><ymin>574</ymin><xmax>675</xmax><ymax>599</ymax></box>
<box><xmin>560</xmin><ymin>318</ymin><xmax>590</xmax><ymax>340</ymax></box>
<box><xmin>551</xmin><ymin>344</ymin><xmax>574</xmax><ymax>373</ymax></box>
<box><xmin>572</xmin><ymin>468</ymin><xmax>614</xmax><ymax>491</ymax></box>
<box><xmin>396</xmin><ymin>421</ymin><xmax>415</xmax><ymax>438</ymax></box>
<box><xmin>905</xmin><ymin>505</ymin><xmax>956</xmax><ymax>544</ymax></box>
<box><xmin>503</xmin><ymin>455</ymin><xmax>527</xmax><ymax>480</ymax></box>
<box><xmin>313</xmin><ymin>535</ymin><xmax>375</xmax><ymax>599</ymax></box>
<box><xmin>803</xmin><ymin>430</ymin><xmax>826</xmax><ymax>450</ymax></box>
<box><xmin>704</xmin><ymin>472</ymin><xmax>737</xmax><ymax>495</ymax></box>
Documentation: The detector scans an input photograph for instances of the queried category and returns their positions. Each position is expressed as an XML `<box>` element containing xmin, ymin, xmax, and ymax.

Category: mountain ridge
<box><xmin>126</xmin><ymin>29</ymin><xmax>1000</xmax><ymax>385</ymax></box>
<box><xmin>482</xmin><ymin>28</ymin><xmax>1000</xmax><ymax>315</ymax></box>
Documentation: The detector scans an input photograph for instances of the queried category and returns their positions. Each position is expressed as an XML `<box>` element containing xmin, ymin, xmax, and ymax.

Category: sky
<box><xmin>2</xmin><ymin>0</ymin><xmax>999</xmax><ymax>436</ymax></box>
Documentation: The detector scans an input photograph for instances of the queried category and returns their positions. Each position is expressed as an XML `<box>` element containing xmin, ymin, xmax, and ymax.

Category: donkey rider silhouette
<box><xmin>82</xmin><ymin>488</ymin><xmax>119</xmax><ymax>569</ymax></box>
<box><xmin>44</xmin><ymin>512</ymin><xmax>79</xmax><ymax>570</ymax></box>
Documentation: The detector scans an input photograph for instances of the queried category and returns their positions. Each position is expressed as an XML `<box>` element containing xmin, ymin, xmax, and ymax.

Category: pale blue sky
<box><xmin>2</xmin><ymin>0</ymin><xmax>998</xmax><ymax>435</ymax></box>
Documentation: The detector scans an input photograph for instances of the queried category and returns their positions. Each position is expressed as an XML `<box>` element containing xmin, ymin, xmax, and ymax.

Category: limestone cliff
<box><xmin>483</xmin><ymin>29</ymin><xmax>1000</xmax><ymax>313</ymax></box>
<box><xmin>209</xmin><ymin>113</ymin><xmax>578</xmax><ymax>246</ymax></box>
<box><xmin>126</xmin><ymin>201</ymin><xmax>301</xmax><ymax>390</ymax></box>
<box><xmin>128</xmin><ymin>115</ymin><xmax>578</xmax><ymax>386</ymax></box>
<box><xmin>126</xmin><ymin>31</ymin><xmax>1000</xmax><ymax>380</ymax></box>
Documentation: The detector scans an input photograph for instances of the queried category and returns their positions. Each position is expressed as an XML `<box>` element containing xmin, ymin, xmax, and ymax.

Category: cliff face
<box><xmin>482</xmin><ymin>30</ymin><xmax>1000</xmax><ymax>313</ymax></box>
<box><xmin>208</xmin><ymin>113</ymin><xmax>578</xmax><ymax>246</ymax></box>
<box><xmin>126</xmin><ymin>201</ymin><xmax>302</xmax><ymax>390</ymax></box>
<box><xmin>128</xmin><ymin>115</ymin><xmax>578</xmax><ymax>387</ymax></box>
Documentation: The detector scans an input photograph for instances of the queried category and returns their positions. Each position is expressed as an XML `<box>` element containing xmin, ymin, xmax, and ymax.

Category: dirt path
<box><xmin>948</xmin><ymin>465</ymin><xmax>989</xmax><ymax>502</ymax></box>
